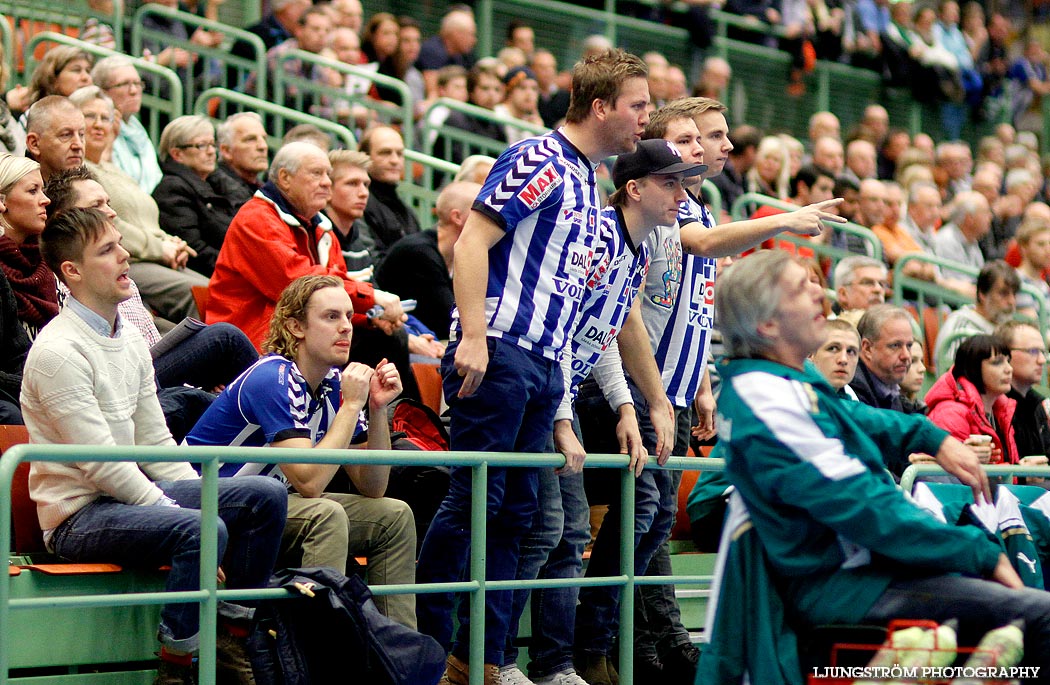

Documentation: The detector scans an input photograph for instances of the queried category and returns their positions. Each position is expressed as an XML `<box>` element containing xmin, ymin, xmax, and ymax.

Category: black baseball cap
<box><xmin>612</xmin><ymin>139</ymin><xmax>707</xmax><ymax>189</ymax></box>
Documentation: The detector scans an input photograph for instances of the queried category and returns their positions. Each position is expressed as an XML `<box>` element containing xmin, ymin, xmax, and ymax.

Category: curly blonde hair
<box><xmin>263</xmin><ymin>275</ymin><xmax>344</xmax><ymax>358</ymax></box>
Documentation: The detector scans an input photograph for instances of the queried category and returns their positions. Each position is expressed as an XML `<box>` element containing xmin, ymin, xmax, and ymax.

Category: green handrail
<box><xmin>0</xmin><ymin>15</ymin><xmax>11</xmax><ymax>94</ymax></box>
<box><xmin>900</xmin><ymin>463</ymin><xmax>1050</xmax><ymax>493</ymax></box>
<box><xmin>131</xmin><ymin>4</ymin><xmax>267</xmax><ymax>111</ymax></box>
<box><xmin>0</xmin><ymin>444</ymin><xmax>721</xmax><ymax>685</ymax></box>
<box><xmin>272</xmin><ymin>49</ymin><xmax>415</xmax><ymax>150</ymax></box>
<box><xmin>0</xmin><ymin>0</ymin><xmax>123</xmax><ymax>56</ymax></box>
<box><xmin>24</xmin><ymin>32</ymin><xmax>181</xmax><ymax>145</ymax></box>
<box><xmin>729</xmin><ymin>191</ymin><xmax>882</xmax><ymax>262</ymax></box>
<box><xmin>193</xmin><ymin>87</ymin><xmax>357</xmax><ymax>150</ymax></box>
<box><xmin>421</xmin><ymin>97</ymin><xmax>549</xmax><ymax>161</ymax></box>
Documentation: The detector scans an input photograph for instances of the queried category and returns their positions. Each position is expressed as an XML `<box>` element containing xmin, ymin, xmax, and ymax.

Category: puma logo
<box><xmin>1017</xmin><ymin>552</ymin><xmax>1038</xmax><ymax>574</ymax></box>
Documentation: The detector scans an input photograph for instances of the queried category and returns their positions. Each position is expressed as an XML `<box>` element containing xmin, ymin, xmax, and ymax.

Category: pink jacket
<box><xmin>925</xmin><ymin>370</ymin><xmax>1018</xmax><ymax>464</ymax></box>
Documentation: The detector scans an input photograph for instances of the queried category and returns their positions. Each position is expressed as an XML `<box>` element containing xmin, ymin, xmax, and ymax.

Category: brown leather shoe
<box><xmin>442</xmin><ymin>653</ymin><xmax>499</xmax><ymax>685</ymax></box>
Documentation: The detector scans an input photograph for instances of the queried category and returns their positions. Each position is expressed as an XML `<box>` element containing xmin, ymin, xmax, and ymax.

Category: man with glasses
<box><xmin>832</xmin><ymin>255</ymin><xmax>888</xmax><ymax>312</ymax></box>
<box><xmin>998</xmin><ymin>320</ymin><xmax>1050</xmax><ymax>461</ymax></box>
<box><xmin>92</xmin><ymin>56</ymin><xmax>161</xmax><ymax>193</ymax></box>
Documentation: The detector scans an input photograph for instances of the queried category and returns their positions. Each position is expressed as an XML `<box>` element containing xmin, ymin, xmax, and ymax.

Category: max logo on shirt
<box><xmin>517</xmin><ymin>161</ymin><xmax>563</xmax><ymax>210</ymax></box>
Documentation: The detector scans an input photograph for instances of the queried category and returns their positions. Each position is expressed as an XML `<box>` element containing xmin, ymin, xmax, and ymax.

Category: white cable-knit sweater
<box><xmin>20</xmin><ymin>308</ymin><xmax>197</xmax><ymax>530</ymax></box>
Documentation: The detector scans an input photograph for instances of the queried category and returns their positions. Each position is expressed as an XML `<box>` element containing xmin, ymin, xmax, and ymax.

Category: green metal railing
<box><xmin>729</xmin><ymin>192</ymin><xmax>883</xmax><ymax>263</ymax></box>
<box><xmin>24</xmin><ymin>32</ymin><xmax>181</xmax><ymax>144</ymax></box>
<box><xmin>421</xmin><ymin>98</ymin><xmax>548</xmax><ymax>162</ymax></box>
<box><xmin>0</xmin><ymin>0</ymin><xmax>124</xmax><ymax>57</ymax></box>
<box><xmin>193</xmin><ymin>87</ymin><xmax>357</xmax><ymax>150</ymax></box>
<box><xmin>0</xmin><ymin>445</ymin><xmax>720</xmax><ymax>685</ymax></box>
<box><xmin>900</xmin><ymin>463</ymin><xmax>1050</xmax><ymax>493</ymax></box>
<box><xmin>272</xmin><ymin>50</ymin><xmax>415</xmax><ymax>149</ymax></box>
<box><xmin>0</xmin><ymin>15</ymin><xmax>11</xmax><ymax>94</ymax></box>
<box><xmin>131</xmin><ymin>4</ymin><xmax>267</xmax><ymax>112</ymax></box>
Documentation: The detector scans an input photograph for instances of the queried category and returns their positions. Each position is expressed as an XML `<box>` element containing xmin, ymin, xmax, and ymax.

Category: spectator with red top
<box><xmin>925</xmin><ymin>334</ymin><xmax>1018</xmax><ymax>465</ymax></box>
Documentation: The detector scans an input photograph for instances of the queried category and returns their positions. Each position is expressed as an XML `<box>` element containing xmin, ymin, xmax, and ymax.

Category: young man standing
<box><xmin>21</xmin><ymin>207</ymin><xmax>287</xmax><ymax>685</ymax></box>
<box><xmin>185</xmin><ymin>274</ymin><xmax>416</xmax><ymax>628</ymax></box>
<box><xmin>415</xmin><ymin>49</ymin><xmax>651</xmax><ymax>685</ymax></box>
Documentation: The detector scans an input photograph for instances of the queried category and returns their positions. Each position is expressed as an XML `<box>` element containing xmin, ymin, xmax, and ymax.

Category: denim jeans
<box><xmin>502</xmin><ymin>430</ymin><xmax>590</xmax><ymax>678</ymax></box>
<box><xmin>416</xmin><ymin>338</ymin><xmax>562</xmax><ymax>666</ymax></box>
<box><xmin>153</xmin><ymin>321</ymin><xmax>259</xmax><ymax>391</ymax></box>
<box><xmin>49</xmin><ymin>476</ymin><xmax>287</xmax><ymax>653</ymax></box>
<box><xmin>863</xmin><ymin>574</ymin><xmax>1050</xmax><ymax>669</ymax></box>
<box><xmin>573</xmin><ymin>378</ymin><xmax>662</xmax><ymax>656</ymax></box>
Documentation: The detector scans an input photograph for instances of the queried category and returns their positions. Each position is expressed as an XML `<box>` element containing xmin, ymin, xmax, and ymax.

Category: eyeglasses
<box><xmin>178</xmin><ymin>141</ymin><xmax>217</xmax><ymax>151</ymax></box>
<box><xmin>1011</xmin><ymin>347</ymin><xmax>1048</xmax><ymax>358</ymax></box>
<box><xmin>83</xmin><ymin>112</ymin><xmax>114</xmax><ymax>124</ymax></box>
<box><xmin>107</xmin><ymin>79</ymin><xmax>143</xmax><ymax>91</ymax></box>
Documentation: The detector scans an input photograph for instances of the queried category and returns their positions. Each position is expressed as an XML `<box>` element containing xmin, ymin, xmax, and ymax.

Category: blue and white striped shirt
<box><xmin>640</xmin><ymin>191</ymin><xmax>717</xmax><ymax>407</ymax></box>
<box><xmin>452</xmin><ymin>128</ymin><xmax>602</xmax><ymax>361</ymax></box>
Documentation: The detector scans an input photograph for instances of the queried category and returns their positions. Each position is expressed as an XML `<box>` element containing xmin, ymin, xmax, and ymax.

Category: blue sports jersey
<box><xmin>184</xmin><ymin>355</ymin><xmax>367</xmax><ymax>480</ymax></box>
<box><xmin>566</xmin><ymin>206</ymin><xmax>651</xmax><ymax>398</ymax></box>
<box><xmin>640</xmin><ymin>190</ymin><xmax>717</xmax><ymax>407</ymax></box>
<box><xmin>452</xmin><ymin>128</ymin><xmax>602</xmax><ymax>361</ymax></box>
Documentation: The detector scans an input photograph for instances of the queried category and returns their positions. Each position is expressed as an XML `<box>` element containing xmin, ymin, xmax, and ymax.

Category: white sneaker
<box><xmin>533</xmin><ymin>670</ymin><xmax>590</xmax><ymax>685</ymax></box>
<box><xmin>499</xmin><ymin>665</ymin><xmax>536</xmax><ymax>685</ymax></box>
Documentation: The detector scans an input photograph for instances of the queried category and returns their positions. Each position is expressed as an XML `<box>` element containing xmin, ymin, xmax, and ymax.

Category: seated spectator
<box><xmin>1013</xmin><ymin>217</ymin><xmax>1050</xmax><ymax>319</ymax></box>
<box><xmin>901</xmin><ymin>179</ymin><xmax>942</xmax><ymax>253</ymax></box>
<box><xmin>436</xmin><ymin>63</ymin><xmax>507</xmax><ymax>165</ymax></box>
<box><xmin>811</xmin><ymin>135</ymin><xmax>844</xmax><ymax>176</ymax></box>
<box><xmin>695</xmin><ymin>56</ymin><xmax>732</xmax><ymax>100</ymax></box>
<box><xmin>707</xmin><ymin>249</ymin><xmax>1050</xmax><ymax>673</ymax></box>
<box><xmin>850</xmin><ymin>305</ymin><xmax>921</xmax><ymax>441</ymax></box>
<box><xmin>848</xmin><ymin>0</ymin><xmax>891</xmax><ymax>70</ymax></box>
<box><xmin>900</xmin><ymin>340</ymin><xmax>928</xmax><ymax>414</ymax></box>
<box><xmin>326</xmin><ymin>150</ymin><xmax>377</xmax><ymax>275</ymax></box>
<box><xmin>331</xmin><ymin>0</ymin><xmax>363</xmax><ymax>31</ymax></box>
<box><xmin>745</xmin><ymin>135</ymin><xmax>790</xmax><ymax>199</ymax></box>
<box><xmin>832</xmin><ymin>175</ymin><xmax>860</xmax><ymax>223</ymax></box>
<box><xmin>808</xmin><ymin>318</ymin><xmax>862</xmax><ymax>398</ymax></box>
<box><xmin>245</xmin><ymin>6</ymin><xmax>336</xmax><ymax>115</ymax></box>
<box><xmin>935</xmin><ymin>140</ymin><xmax>974</xmax><ymax>199</ymax></box>
<box><xmin>233</xmin><ymin>0</ymin><xmax>311</xmax><ymax>58</ymax></box>
<box><xmin>153</xmin><ymin>115</ymin><xmax>241</xmax><ymax>277</ymax></box>
<box><xmin>935</xmin><ymin>260</ymin><xmax>1019</xmax><ymax>373</ymax></box>
<box><xmin>361</xmin><ymin>12</ymin><xmax>399</xmax><ymax>67</ymax></box>
<box><xmin>873</xmin><ymin>180</ymin><xmax>931</xmax><ymax>272</ymax></box>
<box><xmin>282</xmin><ymin>124</ymin><xmax>331</xmax><ymax>151</ymax></box>
<box><xmin>932</xmin><ymin>190</ymin><xmax>991</xmax><ymax>280</ymax></box>
<box><xmin>186</xmin><ymin>274</ymin><xmax>417</xmax><ymax>628</ymax></box>
<box><xmin>418</xmin><ymin>8</ymin><xmax>478</xmax><ymax>98</ymax></box>
<box><xmin>24</xmin><ymin>47</ymin><xmax>93</xmax><ymax>112</ymax></box>
<box><xmin>420</xmin><ymin>65</ymin><xmax>468</xmax><ymax>151</ymax></box>
<box><xmin>855</xmin><ymin>178</ymin><xmax>886</xmax><ymax>228</ymax></box>
<box><xmin>453</xmin><ymin>155</ymin><xmax>495</xmax><ymax>184</ymax></box>
<box><xmin>843</xmin><ymin>139</ymin><xmax>878</xmax><ymax>183</ymax></box>
<box><xmin>531</xmin><ymin>49</ymin><xmax>570</xmax><ymax>129</ymax></box>
<box><xmin>24</xmin><ymin>96</ymin><xmax>85</xmax><ymax>181</ymax></box>
<box><xmin>43</xmin><ymin>166</ymin><xmax>259</xmax><ymax>400</ymax></box>
<box><xmin>926</xmin><ymin>334</ymin><xmax>1018</xmax><ymax>465</ymax></box>
<box><xmin>207</xmin><ymin>141</ymin><xmax>403</xmax><ymax>350</ymax></box>
<box><xmin>69</xmin><ymin>87</ymin><xmax>209</xmax><ymax>323</ymax></box>
<box><xmin>0</xmin><ymin>156</ymin><xmax>57</xmax><ymax>340</ymax></box>
<box><xmin>360</xmin><ymin>126</ymin><xmax>421</xmax><ymax>262</ymax></box>
<box><xmin>80</xmin><ymin>0</ymin><xmax>118</xmax><ymax>49</ymax></box>
<box><xmin>1007</xmin><ymin>39</ymin><xmax>1050</xmax><ymax>132</ymax></box>
<box><xmin>807</xmin><ymin>111</ymin><xmax>841</xmax><ymax>150</ymax></box>
<box><xmin>214</xmin><ymin>112</ymin><xmax>269</xmax><ymax>209</ymax></box>
<box><xmin>22</xmin><ymin>206</ymin><xmax>287</xmax><ymax>685</ymax></box>
<box><xmin>391</xmin><ymin>17</ymin><xmax>426</xmax><ymax>113</ymax></box>
<box><xmin>494</xmin><ymin>66</ymin><xmax>544</xmax><ymax>144</ymax></box>
<box><xmin>92</xmin><ymin>57</ymin><xmax>162</xmax><ymax>193</ymax></box>
<box><xmin>878</xmin><ymin>128</ymin><xmax>911</xmax><ymax>180</ymax></box>
<box><xmin>375</xmin><ymin>181</ymin><xmax>480</xmax><ymax>340</ymax></box>
<box><xmin>997</xmin><ymin>321</ymin><xmax>1050</xmax><ymax>463</ymax></box>
<box><xmin>833</xmin><ymin>255</ymin><xmax>888</xmax><ymax>312</ymax></box>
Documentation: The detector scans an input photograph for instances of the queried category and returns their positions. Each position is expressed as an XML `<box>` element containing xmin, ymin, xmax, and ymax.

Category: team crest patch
<box><xmin>517</xmin><ymin>161</ymin><xmax>563</xmax><ymax>210</ymax></box>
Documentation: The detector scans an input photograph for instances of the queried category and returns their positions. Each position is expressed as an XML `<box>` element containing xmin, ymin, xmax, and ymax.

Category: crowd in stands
<box><xmin>4</xmin><ymin>1</ymin><xmax>1050</xmax><ymax>684</ymax></box>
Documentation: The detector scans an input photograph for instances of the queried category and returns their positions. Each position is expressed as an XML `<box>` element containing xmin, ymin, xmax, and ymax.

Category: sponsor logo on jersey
<box><xmin>517</xmin><ymin>161</ymin><xmax>562</xmax><ymax>209</ymax></box>
<box><xmin>574</xmin><ymin>315</ymin><xmax>617</xmax><ymax>354</ymax></box>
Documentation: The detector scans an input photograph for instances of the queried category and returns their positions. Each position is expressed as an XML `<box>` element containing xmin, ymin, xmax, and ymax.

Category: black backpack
<box><xmin>249</xmin><ymin>567</ymin><xmax>445</xmax><ymax>685</ymax></box>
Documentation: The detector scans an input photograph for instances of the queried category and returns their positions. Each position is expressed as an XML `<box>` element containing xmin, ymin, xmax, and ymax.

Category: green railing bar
<box><xmin>273</xmin><ymin>50</ymin><xmax>414</xmax><ymax>149</ymax></box>
<box><xmin>900</xmin><ymin>464</ymin><xmax>1050</xmax><ymax>493</ymax></box>
<box><xmin>618</xmin><ymin>464</ymin><xmax>636</xmax><ymax>683</ymax></box>
<box><xmin>0</xmin><ymin>15</ymin><xmax>12</xmax><ymax>95</ymax></box>
<box><xmin>701</xmin><ymin>179</ymin><xmax>722</xmax><ymax>220</ymax></box>
<box><xmin>421</xmin><ymin>97</ymin><xmax>548</xmax><ymax>159</ymax></box>
<box><xmin>23</xmin><ymin>32</ymin><xmax>182</xmax><ymax>144</ymax></box>
<box><xmin>729</xmin><ymin>191</ymin><xmax>882</xmax><ymax>262</ymax></box>
<box><xmin>0</xmin><ymin>0</ymin><xmax>124</xmax><ymax>55</ymax></box>
<box><xmin>131</xmin><ymin>4</ymin><xmax>268</xmax><ymax>108</ymax></box>
<box><xmin>1</xmin><ymin>444</ymin><xmax>722</xmax><ymax>684</ymax></box>
<box><xmin>192</xmin><ymin>87</ymin><xmax>357</xmax><ymax>151</ymax></box>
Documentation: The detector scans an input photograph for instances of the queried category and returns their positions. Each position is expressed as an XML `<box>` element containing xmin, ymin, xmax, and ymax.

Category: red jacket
<box><xmin>925</xmin><ymin>370</ymin><xmax>1019</xmax><ymax>464</ymax></box>
<box><xmin>207</xmin><ymin>186</ymin><xmax>375</xmax><ymax>350</ymax></box>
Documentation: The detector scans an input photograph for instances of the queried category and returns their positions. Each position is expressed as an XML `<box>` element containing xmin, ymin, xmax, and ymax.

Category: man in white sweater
<box><xmin>20</xmin><ymin>206</ymin><xmax>288</xmax><ymax>685</ymax></box>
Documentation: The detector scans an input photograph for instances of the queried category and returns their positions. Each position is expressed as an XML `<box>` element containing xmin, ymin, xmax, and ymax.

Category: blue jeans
<box><xmin>416</xmin><ymin>338</ymin><xmax>562</xmax><ymax>666</ymax></box>
<box><xmin>50</xmin><ymin>476</ymin><xmax>287</xmax><ymax>652</ymax></box>
<box><xmin>573</xmin><ymin>378</ymin><xmax>662</xmax><ymax>656</ymax></box>
<box><xmin>503</xmin><ymin>439</ymin><xmax>590</xmax><ymax>678</ymax></box>
<box><xmin>153</xmin><ymin>322</ymin><xmax>259</xmax><ymax>391</ymax></box>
